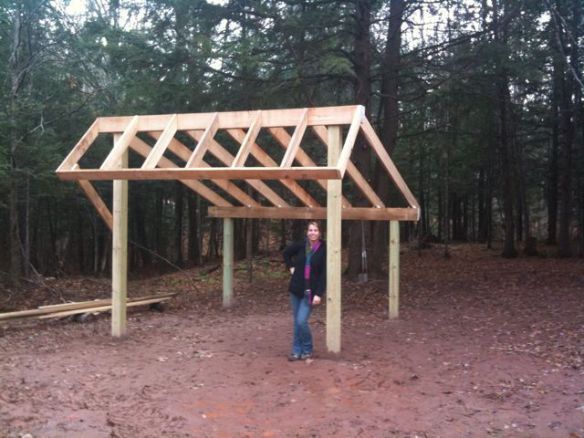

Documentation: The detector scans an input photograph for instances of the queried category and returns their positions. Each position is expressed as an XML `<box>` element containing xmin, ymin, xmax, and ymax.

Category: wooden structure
<box><xmin>56</xmin><ymin>105</ymin><xmax>419</xmax><ymax>352</ymax></box>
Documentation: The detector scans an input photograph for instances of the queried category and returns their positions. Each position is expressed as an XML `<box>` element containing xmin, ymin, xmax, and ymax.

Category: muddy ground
<box><xmin>1</xmin><ymin>244</ymin><xmax>583</xmax><ymax>437</ymax></box>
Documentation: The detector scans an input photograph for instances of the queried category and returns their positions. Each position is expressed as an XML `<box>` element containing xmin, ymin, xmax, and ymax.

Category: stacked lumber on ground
<box><xmin>0</xmin><ymin>292</ymin><xmax>176</xmax><ymax>322</ymax></box>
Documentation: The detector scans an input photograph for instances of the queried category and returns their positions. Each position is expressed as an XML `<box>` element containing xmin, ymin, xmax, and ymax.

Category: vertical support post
<box><xmin>389</xmin><ymin>220</ymin><xmax>400</xmax><ymax>319</ymax></box>
<box><xmin>223</xmin><ymin>218</ymin><xmax>234</xmax><ymax>307</ymax></box>
<box><xmin>112</xmin><ymin>134</ymin><xmax>128</xmax><ymax>337</ymax></box>
<box><xmin>326</xmin><ymin>126</ymin><xmax>342</xmax><ymax>353</ymax></box>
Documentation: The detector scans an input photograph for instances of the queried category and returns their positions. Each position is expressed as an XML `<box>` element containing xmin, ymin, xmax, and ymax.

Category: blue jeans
<box><xmin>290</xmin><ymin>293</ymin><xmax>313</xmax><ymax>355</ymax></box>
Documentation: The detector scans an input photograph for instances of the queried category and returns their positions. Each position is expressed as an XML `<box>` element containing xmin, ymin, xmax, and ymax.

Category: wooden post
<box><xmin>326</xmin><ymin>126</ymin><xmax>342</xmax><ymax>353</ymax></box>
<box><xmin>112</xmin><ymin>134</ymin><xmax>128</xmax><ymax>337</ymax></box>
<box><xmin>389</xmin><ymin>220</ymin><xmax>400</xmax><ymax>319</ymax></box>
<box><xmin>223</xmin><ymin>218</ymin><xmax>234</xmax><ymax>307</ymax></box>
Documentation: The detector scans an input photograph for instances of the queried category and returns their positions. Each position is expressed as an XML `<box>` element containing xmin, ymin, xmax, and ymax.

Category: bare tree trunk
<box><xmin>347</xmin><ymin>0</ymin><xmax>373</xmax><ymax>279</ymax></box>
<box><xmin>8</xmin><ymin>9</ymin><xmax>23</xmax><ymax>286</ymax></box>
<box><xmin>371</xmin><ymin>0</ymin><xmax>404</xmax><ymax>275</ymax></box>
<box><xmin>493</xmin><ymin>0</ymin><xmax>517</xmax><ymax>258</ymax></box>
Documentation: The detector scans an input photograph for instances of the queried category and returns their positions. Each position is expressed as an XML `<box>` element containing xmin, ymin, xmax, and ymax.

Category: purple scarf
<box><xmin>304</xmin><ymin>239</ymin><xmax>321</xmax><ymax>301</ymax></box>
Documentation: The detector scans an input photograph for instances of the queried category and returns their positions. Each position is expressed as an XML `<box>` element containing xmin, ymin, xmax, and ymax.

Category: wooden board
<box><xmin>208</xmin><ymin>207</ymin><xmax>418</xmax><ymax>221</ymax></box>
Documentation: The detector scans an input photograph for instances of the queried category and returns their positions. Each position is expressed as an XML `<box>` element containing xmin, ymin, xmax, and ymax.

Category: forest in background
<box><xmin>1</xmin><ymin>0</ymin><xmax>583</xmax><ymax>288</ymax></box>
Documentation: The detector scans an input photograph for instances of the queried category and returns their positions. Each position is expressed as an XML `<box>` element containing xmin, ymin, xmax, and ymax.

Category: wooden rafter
<box><xmin>336</xmin><ymin>106</ymin><xmax>364</xmax><ymax>177</ymax></box>
<box><xmin>360</xmin><ymin>117</ymin><xmax>420</xmax><ymax>211</ymax></box>
<box><xmin>226</xmin><ymin>129</ymin><xmax>320</xmax><ymax>208</ymax></box>
<box><xmin>101</xmin><ymin>116</ymin><xmax>139</xmax><ymax>170</ymax></box>
<box><xmin>232</xmin><ymin>110</ymin><xmax>262</xmax><ymax>167</ymax></box>
<box><xmin>311</xmin><ymin>126</ymin><xmax>382</xmax><ymax>208</ymax></box>
<box><xmin>144</xmin><ymin>134</ymin><xmax>257</xmax><ymax>207</ymax></box>
<box><xmin>280</xmin><ymin>108</ymin><xmax>308</xmax><ymax>168</ymax></box>
<box><xmin>129</xmin><ymin>137</ymin><xmax>232</xmax><ymax>207</ymax></box>
<box><xmin>141</xmin><ymin>114</ymin><xmax>178</xmax><ymax>169</ymax></box>
<box><xmin>188</xmin><ymin>130</ymin><xmax>289</xmax><ymax>208</ymax></box>
<box><xmin>186</xmin><ymin>112</ymin><xmax>218</xmax><ymax>167</ymax></box>
<box><xmin>57</xmin><ymin>119</ymin><xmax>100</xmax><ymax>171</ymax></box>
<box><xmin>269</xmin><ymin>127</ymin><xmax>352</xmax><ymax>209</ymax></box>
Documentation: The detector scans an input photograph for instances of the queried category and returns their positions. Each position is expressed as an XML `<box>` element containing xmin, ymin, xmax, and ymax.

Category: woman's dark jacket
<box><xmin>283</xmin><ymin>240</ymin><xmax>326</xmax><ymax>298</ymax></box>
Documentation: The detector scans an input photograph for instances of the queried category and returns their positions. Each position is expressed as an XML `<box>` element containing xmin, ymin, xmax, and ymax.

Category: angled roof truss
<box><xmin>57</xmin><ymin>105</ymin><xmax>420</xmax><ymax>227</ymax></box>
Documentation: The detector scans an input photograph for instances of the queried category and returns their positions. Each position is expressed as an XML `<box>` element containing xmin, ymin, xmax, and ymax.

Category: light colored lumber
<box><xmin>112</xmin><ymin>137</ymin><xmax>128</xmax><ymax>337</ymax></box>
<box><xmin>312</xmin><ymin>125</ymin><xmax>383</xmax><ymax>208</ymax></box>
<box><xmin>37</xmin><ymin>297</ymin><xmax>172</xmax><ymax>320</ymax></box>
<box><xmin>389</xmin><ymin>221</ymin><xmax>400</xmax><ymax>319</ymax></box>
<box><xmin>142</xmin><ymin>135</ymin><xmax>256</xmax><ymax>207</ymax></box>
<box><xmin>360</xmin><ymin>118</ymin><xmax>420</xmax><ymax>211</ymax></box>
<box><xmin>280</xmin><ymin>108</ymin><xmax>308</xmax><ymax>167</ymax></box>
<box><xmin>77</xmin><ymin>178</ymin><xmax>113</xmax><ymax>230</ymax></box>
<box><xmin>57</xmin><ymin>167</ymin><xmax>342</xmax><ymax>181</ymax></box>
<box><xmin>223</xmin><ymin>218</ymin><xmax>234</xmax><ymax>308</ymax></box>
<box><xmin>226</xmin><ymin>129</ymin><xmax>319</xmax><ymax>207</ymax></box>
<box><xmin>141</xmin><ymin>114</ymin><xmax>178</xmax><ymax>169</ymax></box>
<box><xmin>326</xmin><ymin>126</ymin><xmax>342</xmax><ymax>354</ymax></box>
<box><xmin>96</xmin><ymin>106</ymin><xmax>359</xmax><ymax>132</ymax></box>
<box><xmin>57</xmin><ymin>119</ymin><xmax>100</xmax><ymax>171</ymax></box>
<box><xmin>208</xmin><ymin>207</ymin><xmax>418</xmax><ymax>221</ymax></box>
<box><xmin>187</xmin><ymin>131</ymin><xmax>288</xmax><ymax>207</ymax></box>
<box><xmin>232</xmin><ymin>110</ymin><xmax>262</xmax><ymax>167</ymax></box>
<box><xmin>130</xmin><ymin>137</ymin><xmax>232</xmax><ymax>207</ymax></box>
<box><xmin>269</xmin><ymin>127</ymin><xmax>352</xmax><ymax>209</ymax></box>
<box><xmin>38</xmin><ymin>293</ymin><xmax>176</xmax><ymax>311</ymax></box>
<box><xmin>336</xmin><ymin>106</ymin><xmax>365</xmax><ymax>177</ymax></box>
<box><xmin>0</xmin><ymin>293</ymin><xmax>177</xmax><ymax>320</ymax></box>
<box><xmin>186</xmin><ymin>112</ymin><xmax>219</xmax><ymax>167</ymax></box>
<box><xmin>100</xmin><ymin>116</ymin><xmax>139</xmax><ymax>170</ymax></box>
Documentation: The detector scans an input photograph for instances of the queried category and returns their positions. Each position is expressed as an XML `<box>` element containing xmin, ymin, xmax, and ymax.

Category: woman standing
<box><xmin>283</xmin><ymin>221</ymin><xmax>326</xmax><ymax>361</ymax></box>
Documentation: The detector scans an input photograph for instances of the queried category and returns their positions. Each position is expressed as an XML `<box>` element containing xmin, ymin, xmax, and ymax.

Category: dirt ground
<box><xmin>1</xmin><ymin>244</ymin><xmax>584</xmax><ymax>437</ymax></box>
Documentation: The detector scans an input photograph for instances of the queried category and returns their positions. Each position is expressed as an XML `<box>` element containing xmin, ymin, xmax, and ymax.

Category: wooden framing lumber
<box><xmin>101</xmin><ymin>116</ymin><xmax>139</xmax><ymax>170</ymax></box>
<box><xmin>129</xmin><ymin>137</ymin><xmax>233</xmax><ymax>207</ymax></box>
<box><xmin>360</xmin><ymin>118</ymin><xmax>420</xmax><ymax>211</ymax></box>
<box><xmin>208</xmin><ymin>206</ymin><xmax>418</xmax><ymax>221</ymax></box>
<box><xmin>38</xmin><ymin>297</ymin><xmax>173</xmax><ymax>320</ymax></box>
<box><xmin>226</xmin><ymin>128</ymin><xmax>319</xmax><ymax>207</ymax></box>
<box><xmin>57</xmin><ymin>167</ymin><xmax>342</xmax><ymax>181</ymax></box>
<box><xmin>0</xmin><ymin>293</ymin><xmax>176</xmax><ymax>321</ymax></box>
<box><xmin>186</xmin><ymin>112</ymin><xmax>219</xmax><ymax>167</ymax></box>
<box><xmin>95</xmin><ymin>106</ymin><xmax>359</xmax><ymax>133</ymax></box>
<box><xmin>232</xmin><ymin>110</ymin><xmax>262</xmax><ymax>167</ymax></box>
<box><xmin>141</xmin><ymin>114</ymin><xmax>178</xmax><ymax>169</ymax></box>
<box><xmin>336</xmin><ymin>105</ymin><xmax>365</xmax><ymax>178</ymax></box>
<box><xmin>326</xmin><ymin>126</ymin><xmax>342</xmax><ymax>353</ymax></box>
<box><xmin>141</xmin><ymin>135</ymin><xmax>255</xmax><ymax>207</ymax></box>
<box><xmin>77</xmin><ymin>179</ymin><xmax>113</xmax><ymax>230</ymax></box>
<box><xmin>312</xmin><ymin>125</ymin><xmax>383</xmax><ymax>208</ymax></box>
<box><xmin>280</xmin><ymin>108</ymin><xmax>308</xmax><ymax>167</ymax></box>
<box><xmin>188</xmin><ymin>131</ymin><xmax>289</xmax><ymax>207</ymax></box>
<box><xmin>112</xmin><ymin>138</ymin><xmax>128</xmax><ymax>337</ymax></box>
<box><xmin>268</xmin><ymin>127</ymin><xmax>351</xmax><ymax>208</ymax></box>
<box><xmin>223</xmin><ymin>218</ymin><xmax>234</xmax><ymax>307</ymax></box>
<box><xmin>389</xmin><ymin>221</ymin><xmax>400</xmax><ymax>319</ymax></box>
<box><xmin>57</xmin><ymin>119</ymin><xmax>100</xmax><ymax>171</ymax></box>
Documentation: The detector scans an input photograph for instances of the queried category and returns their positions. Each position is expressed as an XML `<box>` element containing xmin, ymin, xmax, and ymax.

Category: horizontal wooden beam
<box><xmin>57</xmin><ymin>167</ymin><xmax>342</xmax><ymax>181</ymax></box>
<box><xmin>208</xmin><ymin>206</ymin><xmax>419</xmax><ymax>221</ymax></box>
<box><xmin>96</xmin><ymin>106</ymin><xmax>359</xmax><ymax>132</ymax></box>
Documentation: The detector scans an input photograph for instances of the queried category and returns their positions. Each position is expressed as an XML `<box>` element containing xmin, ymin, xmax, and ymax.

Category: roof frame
<box><xmin>57</xmin><ymin>105</ymin><xmax>420</xmax><ymax>222</ymax></box>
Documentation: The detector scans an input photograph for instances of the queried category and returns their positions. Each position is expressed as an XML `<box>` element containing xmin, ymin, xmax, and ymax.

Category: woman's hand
<box><xmin>312</xmin><ymin>295</ymin><xmax>321</xmax><ymax>305</ymax></box>
<box><xmin>289</xmin><ymin>267</ymin><xmax>295</xmax><ymax>275</ymax></box>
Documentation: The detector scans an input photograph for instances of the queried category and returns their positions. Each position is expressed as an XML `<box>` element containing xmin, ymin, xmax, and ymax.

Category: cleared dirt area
<box><xmin>1</xmin><ymin>244</ymin><xmax>584</xmax><ymax>437</ymax></box>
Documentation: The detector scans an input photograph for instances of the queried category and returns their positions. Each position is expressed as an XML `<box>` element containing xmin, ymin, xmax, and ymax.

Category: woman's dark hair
<box><xmin>306</xmin><ymin>221</ymin><xmax>321</xmax><ymax>232</ymax></box>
